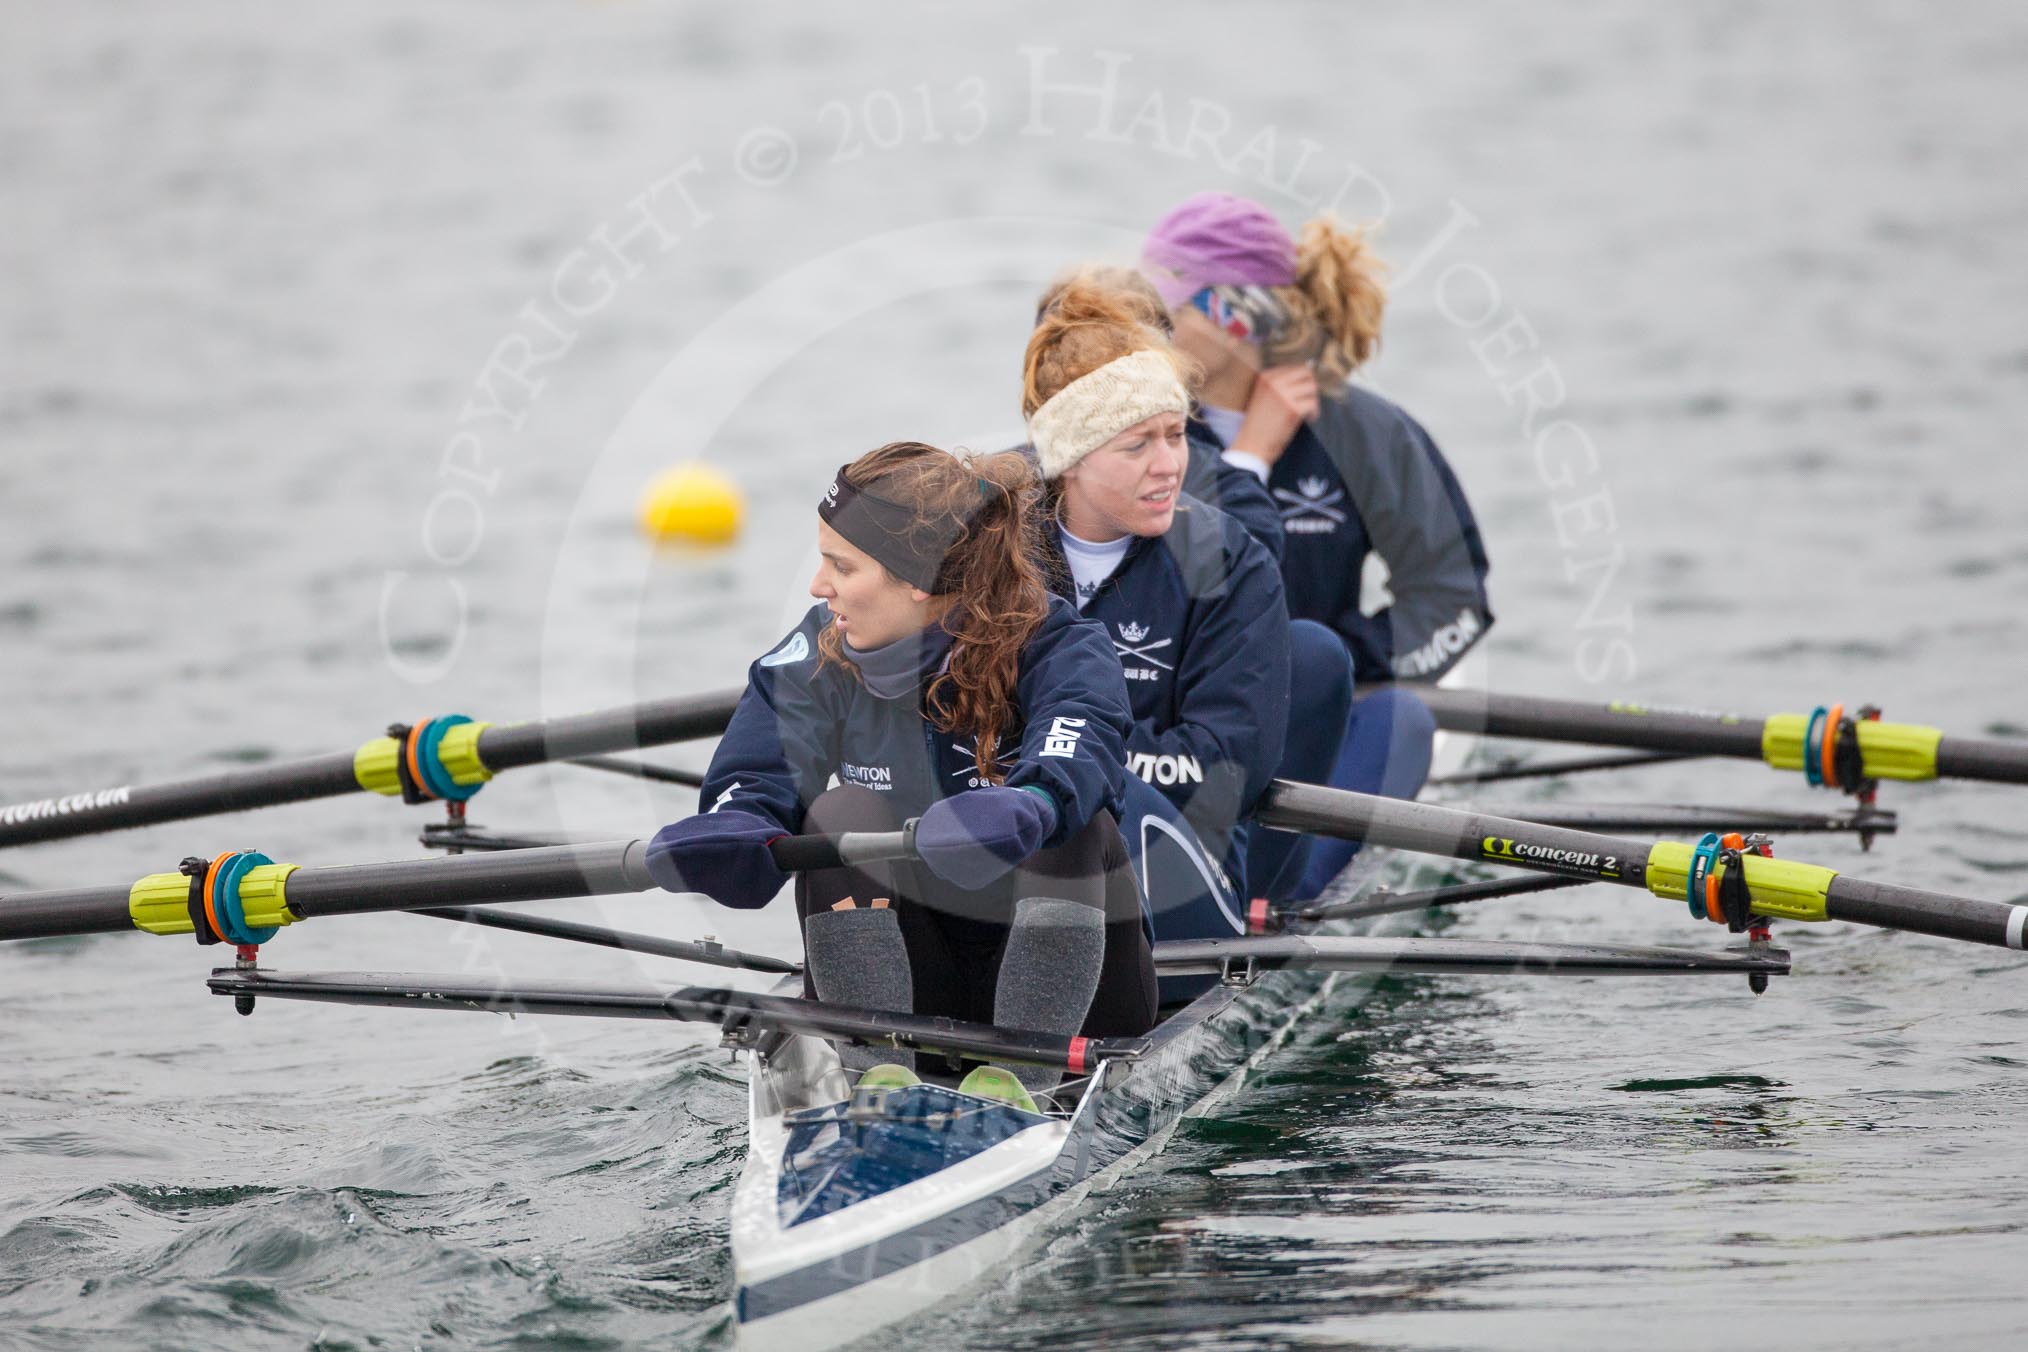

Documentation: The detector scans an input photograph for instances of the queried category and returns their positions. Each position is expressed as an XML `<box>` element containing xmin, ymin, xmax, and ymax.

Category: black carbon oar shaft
<box><xmin>0</xmin><ymin>844</ymin><xmax>658</xmax><ymax>941</ymax></box>
<box><xmin>1399</xmin><ymin>686</ymin><xmax>2028</xmax><ymax>786</ymax></box>
<box><xmin>0</xmin><ymin>884</ymin><xmax>136</xmax><ymax>939</ymax></box>
<box><xmin>1410</xmin><ymin>688</ymin><xmax>1768</xmax><ymax>757</ymax></box>
<box><xmin>0</xmin><ymin>754</ymin><xmax>362</xmax><ymax>848</ymax></box>
<box><xmin>285</xmin><ymin>842</ymin><xmax>657</xmax><ymax>918</ymax></box>
<box><xmin>1825</xmin><ymin>877</ymin><xmax>2027</xmax><ymax>949</ymax></box>
<box><xmin>1936</xmin><ymin>739</ymin><xmax>2028</xmax><ymax>783</ymax></box>
<box><xmin>0</xmin><ymin>689</ymin><xmax>744</xmax><ymax>849</ymax></box>
<box><xmin>1295</xmin><ymin>872</ymin><xmax>1592</xmax><ymax>923</ymax></box>
<box><xmin>1504</xmin><ymin>804</ymin><xmax>1895</xmax><ymax>835</ymax></box>
<box><xmin>0</xmin><ymin>829</ymin><xmax>913</xmax><ymax>942</ymax></box>
<box><xmin>471</xmin><ymin>691</ymin><xmax>743</xmax><ymax>771</ymax></box>
<box><xmin>410</xmin><ymin>906</ymin><xmax>800</xmax><ymax>974</ymax></box>
<box><xmin>1260</xmin><ymin>780</ymin><xmax>1656</xmax><ymax>880</ymax></box>
<box><xmin>1256</xmin><ymin>780</ymin><xmax>2028</xmax><ymax>952</ymax></box>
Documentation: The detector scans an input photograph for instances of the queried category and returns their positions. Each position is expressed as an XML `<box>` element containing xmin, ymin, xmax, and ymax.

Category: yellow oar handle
<box><xmin>1644</xmin><ymin>842</ymin><xmax>1835</xmax><ymax>922</ymax></box>
<box><xmin>1761</xmin><ymin>713</ymin><xmax>1941</xmax><ymax>783</ymax></box>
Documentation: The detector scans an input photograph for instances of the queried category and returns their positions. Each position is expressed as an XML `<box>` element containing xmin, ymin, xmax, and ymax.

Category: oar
<box><xmin>1397</xmin><ymin>686</ymin><xmax>2028</xmax><ymax>788</ymax></box>
<box><xmin>410</xmin><ymin>799</ymin><xmax>1893</xmax><ymax>867</ymax></box>
<box><xmin>204</xmin><ymin>969</ymin><xmax>1150</xmax><ymax>1074</ymax></box>
<box><xmin>0</xmin><ymin>688</ymin><xmax>744</xmax><ymax>849</ymax></box>
<box><xmin>0</xmin><ymin>827</ymin><xmax>915</xmax><ymax>944</ymax></box>
<box><xmin>1153</xmin><ymin>934</ymin><xmax>1786</xmax><ymax>979</ymax></box>
<box><xmin>20</xmin><ymin>681</ymin><xmax>2017</xmax><ymax>852</ymax></box>
<box><xmin>405</xmin><ymin>907</ymin><xmax>1778</xmax><ymax>982</ymax></box>
<box><xmin>565</xmin><ymin>757</ymin><xmax>707</xmax><ymax>788</ymax></box>
<box><xmin>1430</xmin><ymin>749</ymin><xmax>1700</xmax><ymax>786</ymax></box>
<box><xmin>409</xmin><ymin>906</ymin><xmax>799</xmax><ymax>974</ymax></box>
<box><xmin>1293</xmin><ymin>872</ymin><xmax>1593</xmax><ymax>923</ymax></box>
<box><xmin>7</xmin><ymin>772</ymin><xmax>2013</xmax><ymax>955</ymax></box>
<box><xmin>206</xmin><ymin>932</ymin><xmax>1790</xmax><ymax>1047</ymax></box>
<box><xmin>1257</xmin><ymin>779</ymin><xmax>2028</xmax><ymax>951</ymax></box>
<box><xmin>1480</xmin><ymin>802</ymin><xmax>1894</xmax><ymax>836</ymax></box>
<box><xmin>418</xmin><ymin>823</ymin><xmax>595</xmax><ymax>852</ymax></box>
<box><xmin>0</xmin><ymin>806</ymin><xmax>1789</xmax><ymax>985</ymax></box>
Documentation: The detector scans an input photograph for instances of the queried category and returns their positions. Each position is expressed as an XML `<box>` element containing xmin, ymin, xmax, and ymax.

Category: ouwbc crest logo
<box><xmin>1112</xmin><ymin>621</ymin><xmax>1173</xmax><ymax>682</ymax></box>
<box><xmin>1274</xmin><ymin>475</ymin><xmax>1347</xmax><ymax>534</ymax></box>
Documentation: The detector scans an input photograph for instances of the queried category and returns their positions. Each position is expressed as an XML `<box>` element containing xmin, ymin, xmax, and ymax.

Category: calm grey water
<box><xmin>5</xmin><ymin>4</ymin><xmax>2028</xmax><ymax>1349</ymax></box>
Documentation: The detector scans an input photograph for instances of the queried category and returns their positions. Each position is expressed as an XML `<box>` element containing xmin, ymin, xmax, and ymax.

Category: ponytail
<box><xmin>815</xmin><ymin>442</ymin><xmax>1050</xmax><ymax>783</ymax></box>
<box><xmin>1270</xmin><ymin>213</ymin><xmax>1388</xmax><ymax>384</ymax></box>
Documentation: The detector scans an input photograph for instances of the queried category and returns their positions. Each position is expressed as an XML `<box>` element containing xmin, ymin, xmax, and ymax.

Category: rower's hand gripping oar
<box><xmin>0</xmin><ymin>825</ymin><xmax>913</xmax><ymax>1021</ymax></box>
<box><xmin>0</xmin><ymin>809</ymin><xmax>1792</xmax><ymax>1084</ymax></box>
<box><xmin>4</xmin><ymin>811</ymin><xmax>1791</xmax><ymax>1003</ymax></box>
<box><xmin>7</xmin><ymin>789</ymin><xmax>2015</xmax><ymax>966</ymax></box>
<box><xmin>0</xmin><ymin>826</ymin><xmax>915</xmax><ymax>945</ymax></box>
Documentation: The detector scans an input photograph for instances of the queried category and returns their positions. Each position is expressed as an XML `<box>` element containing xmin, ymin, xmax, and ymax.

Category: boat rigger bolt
<box><xmin>234</xmin><ymin>944</ymin><xmax>259</xmax><ymax>1016</ymax></box>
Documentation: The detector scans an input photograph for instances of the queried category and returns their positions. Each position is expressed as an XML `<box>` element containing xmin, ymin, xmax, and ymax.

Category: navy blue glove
<box><xmin>645</xmin><ymin>810</ymin><xmax>788</xmax><ymax>909</ymax></box>
<box><xmin>913</xmin><ymin>787</ymin><xmax>1058</xmax><ymax>891</ymax></box>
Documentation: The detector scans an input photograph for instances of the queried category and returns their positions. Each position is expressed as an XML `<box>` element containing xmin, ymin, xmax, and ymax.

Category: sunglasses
<box><xmin>1188</xmin><ymin>287</ymin><xmax>1262</xmax><ymax>342</ymax></box>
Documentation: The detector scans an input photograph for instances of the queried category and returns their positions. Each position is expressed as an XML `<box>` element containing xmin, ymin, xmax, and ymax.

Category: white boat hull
<box><xmin>729</xmin><ymin>858</ymin><xmax>1399</xmax><ymax>1350</ymax></box>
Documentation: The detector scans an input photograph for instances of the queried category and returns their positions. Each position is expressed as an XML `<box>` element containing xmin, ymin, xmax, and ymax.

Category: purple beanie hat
<box><xmin>1141</xmin><ymin>191</ymin><xmax>1298</xmax><ymax>307</ymax></box>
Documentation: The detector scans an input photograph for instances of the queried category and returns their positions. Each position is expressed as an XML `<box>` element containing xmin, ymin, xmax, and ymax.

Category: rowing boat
<box><xmin>729</xmin><ymin>848</ymin><xmax>1395</xmax><ymax>1349</ymax></box>
<box><xmin>731</xmin><ymin>675</ymin><xmax>1498</xmax><ymax>1343</ymax></box>
<box><xmin>720</xmin><ymin>697</ymin><xmax>1506</xmax><ymax>1346</ymax></box>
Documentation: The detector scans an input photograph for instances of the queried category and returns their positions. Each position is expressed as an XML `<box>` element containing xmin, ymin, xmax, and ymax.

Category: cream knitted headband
<box><xmin>1028</xmin><ymin>348</ymin><xmax>1190</xmax><ymax>479</ymax></box>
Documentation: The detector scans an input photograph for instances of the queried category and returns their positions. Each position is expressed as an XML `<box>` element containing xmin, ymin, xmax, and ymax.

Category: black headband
<box><xmin>817</xmin><ymin>467</ymin><xmax>972</xmax><ymax>594</ymax></box>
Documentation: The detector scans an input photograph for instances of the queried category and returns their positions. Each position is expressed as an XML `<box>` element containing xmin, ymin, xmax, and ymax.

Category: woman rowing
<box><xmin>1143</xmin><ymin>191</ymin><xmax>1496</xmax><ymax>897</ymax></box>
<box><xmin>1035</xmin><ymin>266</ymin><xmax>1287</xmax><ymax>566</ymax></box>
<box><xmin>1020</xmin><ymin>279</ymin><xmax>1301</xmax><ymax>965</ymax></box>
<box><xmin>1029</xmin><ymin>269</ymin><xmax>1356</xmax><ymax>908</ymax></box>
<box><xmin>644</xmin><ymin>442</ymin><xmax>1156</xmax><ymax>1097</ymax></box>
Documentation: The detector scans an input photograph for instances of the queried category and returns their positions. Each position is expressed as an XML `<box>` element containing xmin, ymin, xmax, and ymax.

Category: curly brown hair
<box><xmin>815</xmin><ymin>441</ymin><xmax>1050</xmax><ymax>783</ymax></box>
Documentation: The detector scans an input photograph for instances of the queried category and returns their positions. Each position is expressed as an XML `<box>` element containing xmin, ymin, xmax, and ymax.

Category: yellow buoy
<box><xmin>639</xmin><ymin>462</ymin><xmax>744</xmax><ymax>545</ymax></box>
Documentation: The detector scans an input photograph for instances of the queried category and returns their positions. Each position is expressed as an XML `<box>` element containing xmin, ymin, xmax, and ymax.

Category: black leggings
<box><xmin>794</xmin><ymin>784</ymin><xmax>1159</xmax><ymax>1038</ymax></box>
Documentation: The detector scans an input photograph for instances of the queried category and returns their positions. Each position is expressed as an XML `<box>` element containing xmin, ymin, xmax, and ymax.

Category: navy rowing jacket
<box><xmin>1192</xmin><ymin>384</ymin><xmax>1492</xmax><ymax>683</ymax></box>
<box><xmin>1042</xmin><ymin>494</ymin><xmax>1291</xmax><ymax>846</ymax></box>
<box><xmin>1184</xmin><ymin>431</ymin><xmax>1284</xmax><ymax>564</ymax></box>
<box><xmin>701</xmin><ymin>595</ymin><xmax>1132</xmax><ymax>847</ymax></box>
